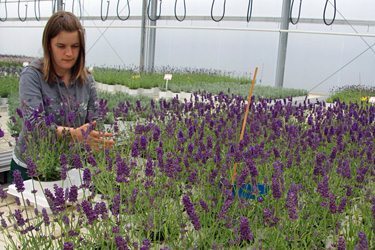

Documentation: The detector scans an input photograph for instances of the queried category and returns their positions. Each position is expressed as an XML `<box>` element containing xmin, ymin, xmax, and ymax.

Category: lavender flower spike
<box><xmin>239</xmin><ymin>216</ymin><xmax>253</xmax><ymax>241</ymax></box>
<box><xmin>13</xmin><ymin>170</ymin><xmax>25</xmax><ymax>193</ymax></box>
<box><xmin>182</xmin><ymin>196</ymin><xmax>201</xmax><ymax>231</ymax></box>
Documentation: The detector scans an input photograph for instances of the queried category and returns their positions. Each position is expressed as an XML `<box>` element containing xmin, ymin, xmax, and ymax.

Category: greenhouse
<box><xmin>0</xmin><ymin>0</ymin><xmax>375</xmax><ymax>249</ymax></box>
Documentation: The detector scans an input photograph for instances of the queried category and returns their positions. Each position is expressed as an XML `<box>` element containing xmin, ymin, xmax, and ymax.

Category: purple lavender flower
<box><xmin>68</xmin><ymin>185</ymin><xmax>78</xmax><ymax>203</ymax></box>
<box><xmin>130</xmin><ymin>189</ymin><xmax>139</xmax><ymax>203</ymax></box>
<box><xmin>0</xmin><ymin>185</ymin><xmax>7</xmax><ymax>200</ymax></box>
<box><xmin>285</xmin><ymin>182</ymin><xmax>298</xmax><ymax>209</ymax></box>
<box><xmin>13</xmin><ymin>170</ymin><xmax>25</xmax><ymax>193</ymax></box>
<box><xmin>0</xmin><ymin>129</ymin><xmax>4</xmax><ymax>138</ymax></box>
<box><xmin>25</xmin><ymin>119</ymin><xmax>33</xmax><ymax>131</ymax></box>
<box><xmin>88</xmin><ymin>155</ymin><xmax>97</xmax><ymax>167</ymax></box>
<box><xmin>60</xmin><ymin>165</ymin><xmax>69</xmax><ymax>180</ymax></box>
<box><xmin>153</xmin><ymin>126</ymin><xmax>161</xmax><ymax>142</ymax></box>
<box><xmin>236</xmin><ymin>168</ymin><xmax>249</xmax><ymax>188</ymax></box>
<box><xmin>1</xmin><ymin>218</ymin><xmax>7</xmax><ymax>228</ymax></box>
<box><xmin>16</xmin><ymin>108</ymin><xmax>23</xmax><ymax>118</ymax></box>
<box><xmin>114</xmin><ymin>235</ymin><xmax>129</xmax><ymax>250</ymax></box>
<box><xmin>288</xmin><ymin>208</ymin><xmax>298</xmax><ymax>220</ymax></box>
<box><xmin>67</xmin><ymin>110</ymin><xmax>75</xmax><ymax>125</ymax></box>
<box><xmin>42</xmin><ymin>208</ymin><xmax>50</xmax><ymax>226</ymax></box>
<box><xmin>337</xmin><ymin>237</ymin><xmax>346</xmax><ymax>250</ymax></box>
<box><xmin>72</xmin><ymin>155</ymin><xmax>83</xmax><ymax>169</ymax></box>
<box><xmin>145</xmin><ymin>158</ymin><xmax>154</xmax><ymax>177</ymax></box>
<box><xmin>316</xmin><ymin>176</ymin><xmax>330</xmax><ymax>198</ymax></box>
<box><xmin>329</xmin><ymin>194</ymin><xmax>337</xmax><ymax>214</ymax></box>
<box><xmin>14</xmin><ymin>209</ymin><xmax>25</xmax><ymax>227</ymax></box>
<box><xmin>273</xmin><ymin>147</ymin><xmax>281</xmax><ymax>158</ymax></box>
<box><xmin>182</xmin><ymin>196</ymin><xmax>201</xmax><ymax>231</ymax></box>
<box><xmin>239</xmin><ymin>216</ymin><xmax>253</xmax><ymax>241</ymax></box>
<box><xmin>140</xmin><ymin>135</ymin><xmax>147</xmax><ymax>151</ymax></box>
<box><xmin>218</xmin><ymin>197</ymin><xmax>233</xmax><ymax>219</ymax></box>
<box><xmin>63</xmin><ymin>242</ymin><xmax>73</xmax><ymax>250</ymax></box>
<box><xmin>81</xmin><ymin>200</ymin><xmax>98</xmax><ymax>224</ymax></box>
<box><xmin>353</xmin><ymin>232</ymin><xmax>368</xmax><ymax>250</ymax></box>
<box><xmin>112</xmin><ymin>226</ymin><xmax>120</xmax><ymax>234</ymax></box>
<box><xmin>199</xmin><ymin>199</ymin><xmax>210</xmax><ymax>213</ymax></box>
<box><xmin>111</xmin><ymin>195</ymin><xmax>121</xmax><ymax>216</ymax></box>
<box><xmin>131</xmin><ymin>136</ymin><xmax>140</xmax><ymax>158</ymax></box>
<box><xmin>141</xmin><ymin>239</ymin><xmax>151</xmax><ymax>250</ymax></box>
<box><xmin>26</xmin><ymin>156</ymin><xmax>38</xmax><ymax>178</ymax></box>
<box><xmin>271</xmin><ymin>177</ymin><xmax>282</xmax><ymax>200</ymax></box>
<box><xmin>62</xmin><ymin>214</ymin><xmax>70</xmax><ymax>227</ymax></box>
<box><xmin>188</xmin><ymin>171</ymin><xmax>197</xmax><ymax>184</ymax></box>
<box><xmin>60</xmin><ymin>154</ymin><xmax>68</xmax><ymax>166</ymax></box>
<box><xmin>82</xmin><ymin>168</ymin><xmax>91</xmax><ymax>188</ymax></box>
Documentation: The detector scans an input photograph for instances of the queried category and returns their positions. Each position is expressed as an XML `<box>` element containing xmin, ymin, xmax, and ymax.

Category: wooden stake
<box><xmin>230</xmin><ymin>67</ymin><xmax>258</xmax><ymax>189</ymax></box>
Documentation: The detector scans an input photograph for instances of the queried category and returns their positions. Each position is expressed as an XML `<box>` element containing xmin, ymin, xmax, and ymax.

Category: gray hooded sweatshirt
<box><xmin>13</xmin><ymin>59</ymin><xmax>99</xmax><ymax>167</ymax></box>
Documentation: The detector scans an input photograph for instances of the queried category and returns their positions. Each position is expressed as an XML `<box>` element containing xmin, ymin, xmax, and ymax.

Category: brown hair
<box><xmin>42</xmin><ymin>11</ymin><xmax>88</xmax><ymax>85</ymax></box>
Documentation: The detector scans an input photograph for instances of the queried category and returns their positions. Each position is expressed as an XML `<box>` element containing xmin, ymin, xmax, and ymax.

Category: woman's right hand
<box><xmin>58</xmin><ymin>121</ymin><xmax>115</xmax><ymax>151</ymax></box>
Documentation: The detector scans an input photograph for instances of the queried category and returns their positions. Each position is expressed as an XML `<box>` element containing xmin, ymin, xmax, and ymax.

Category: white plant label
<box><xmin>164</xmin><ymin>74</ymin><xmax>172</xmax><ymax>80</ymax></box>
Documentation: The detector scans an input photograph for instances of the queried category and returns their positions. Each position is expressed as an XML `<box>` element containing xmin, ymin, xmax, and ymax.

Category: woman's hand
<box><xmin>58</xmin><ymin>121</ymin><xmax>115</xmax><ymax>151</ymax></box>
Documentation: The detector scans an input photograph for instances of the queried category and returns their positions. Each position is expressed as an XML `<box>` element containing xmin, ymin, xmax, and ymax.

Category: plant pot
<box><xmin>231</xmin><ymin>184</ymin><xmax>269</xmax><ymax>200</ymax></box>
<box><xmin>128</xmin><ymin>88</ymin><xmax>139</xmax><ymax>96</ymax></box>
<box><xmin>107</xmin><ymin>84</ymin><xmax>115</xmax><ymax>92</ymax></box>
<box><xmin>7</xmin><ymin>169</ymin><xmax>90</xmax><ymax>214</ymax></box>
<box><xmin>115</xmin><ymin>84</ymin><xmax>123</xmax><ymax>92</ymax></box>
<box><xmin>159</xmin><ymin>90</ymin><xmax>174</xmax><ymax>99</ymax></box>
<box><xmin>32</xmin><ymin>178</ymin><xmax>65</xmax><ymax>195</ymax></box>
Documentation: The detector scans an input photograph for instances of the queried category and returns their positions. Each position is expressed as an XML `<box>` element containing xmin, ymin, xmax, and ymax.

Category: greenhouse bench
<box><xmin>0</xmin><ymin>150</ymin><xmax>12</xmax><ymax>184</ymax></box>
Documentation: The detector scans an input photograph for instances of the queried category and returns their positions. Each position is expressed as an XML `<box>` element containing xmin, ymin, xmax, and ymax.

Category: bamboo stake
<box><xmin>359</xmin><ymin>73</ymin><xmax>362</xmax><ymax>101</ymax></box>
<box><xmin>230</xmin><ymin>67</ymin><xmax>258</xmax><ymax>189</ymax></box>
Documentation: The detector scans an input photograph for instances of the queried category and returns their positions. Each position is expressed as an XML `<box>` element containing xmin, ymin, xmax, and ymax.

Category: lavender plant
<box><xmin>1</xmin><ymin>89</ymin><xmax>375</xmax><ymax>249</ymax></box>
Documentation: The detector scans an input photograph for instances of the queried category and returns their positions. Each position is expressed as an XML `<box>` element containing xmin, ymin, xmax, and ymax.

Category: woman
<box><xmin>11</xmin><ymin>11</ymin><xmax>114</xmax><ymax>182</ymax></box>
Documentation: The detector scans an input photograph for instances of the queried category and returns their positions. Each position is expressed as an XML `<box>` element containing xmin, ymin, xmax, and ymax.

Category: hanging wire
<box><xmin>72</xmin><ymin>0</ymin><xmax>82</xmax><ymax>20</ymax></box>
<box><xmin>174</xmin><ymin>0</ymin><xmax>186</xmax><ymax>22</ymax></box>
<box><xmin>289</xmin><ymin>0</ymin><xmax>302</xmax><ymax>25</ymax></box>
<box><xmin>147</xmin><ymin>0</ymin><xmax>161</xmax><ymax>21</ymax></box>
<box><xmin>0</xmin><ymin>0</ymin><xmax>7</xmax><ymax>22</ymax></box>
<box><xmin>101</xmin><ymin>0</ymin><xmax>110</xmax><ymax>21</ymax></box>
<box><xmin>246</xmin><ymin>0</ymin><xmax>253</xmax><ymax>22</ymax></box>
<box><xmin>117</xmin><ymin>0</ymin><xmax>130</xmax><ymax>21</ymax></box>
<box><xmin>34</xmin><ymin>0</ymin><xmax>40</xmax><ymax>21</ymax></box>
<box><xmin>211</xmin><ymin>0</ymin><xmax>226</xmax><ymax>22</ymax></box>
<box><xmin>323</xmin><ymin>0</ymin><xmax>336</xmax><ymax>26</ymax></box>
<box><xmin>18</xmin><ymin>0</ymin><xmax>28</xmax><ymax>22</ymax></box>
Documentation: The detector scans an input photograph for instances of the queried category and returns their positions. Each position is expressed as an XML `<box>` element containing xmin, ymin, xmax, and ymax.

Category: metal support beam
<box><xmin>56</xmin><ymin>0</ymin><xmax>63</xmax><ymax>11</ymax></box>
<box><xmin>139</xmin><ymin>0</ymin><xmax>147</xmax><ymax>75</ymax></box>
<box><xmin>146</xmin><ymin>0</ymin><xmax>157</xmax><ymax>72</ymax></box>
<box><xmin>275</xmin><ymin>0</ymin><xmax>291</xmax><ymax>88</ymax></box>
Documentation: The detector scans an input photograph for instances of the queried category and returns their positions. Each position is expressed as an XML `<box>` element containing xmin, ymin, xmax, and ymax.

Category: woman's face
<box><xmin>50</xmin><ymin>30</ymin><xmax>80</xmax><ymax>76</ymax></box>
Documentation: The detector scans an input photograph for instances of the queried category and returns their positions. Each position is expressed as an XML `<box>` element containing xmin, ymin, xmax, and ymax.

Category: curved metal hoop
<box><xmin>246</xmin><ymin>0</ymin><xmax>253</xmax><ymax>22</ymax></box>
<box><xmin>174</xmin><ymin>0</ymin><xmax>186</xmax><ymax>22</ymax></box>
<box><xmin>18</xmin><ymin>0</ymin><xmax>28</xmax><ymax>22</ymax></box>
<box><xmin>34</xmin><ymin>0</ymin><xmax>41</xmax><ymax>21</ymax></box>
<box><xmin>0</xmin><ymin>0</ymin><xmax>7</xmax><ymax>22</ymax></box>
<box><xmin>323</xmin><ymin>0</ymin><xmax>336</xmax><ymax>26</ymax></box>
<box><xmin>147</xmin><ymin>0</ymin><xmax>161</xmax><ymax>21</ymax></box>
<box><xmin>117</xmin><ymin>0</ymin><xmax>130</xmax><ymax>21</ymax></box>
<box><xmin>72</xmin><ymin>0</ymin><xmax>82</xmax><ymax>20</ymax></box>
<box><xmin>101</xmin><ymin>0</ymin><xmax>110</xmax><ymax>21</ymax></box>
<box><xmin>211</xmin><ymin>0</ymin><xmax>226</xmax><ymax>22</ymax></box>
<box><xmin>290</xmin><ymin>0</ymin><xmax>302</xmax><ymax>25</ymax></box>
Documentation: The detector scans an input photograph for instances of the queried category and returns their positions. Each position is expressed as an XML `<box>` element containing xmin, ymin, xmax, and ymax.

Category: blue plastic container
<box><xmin>232</xmin><ymin>184</ymin><xmax>269</xmax><ymax>200</ymax></box>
